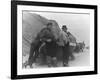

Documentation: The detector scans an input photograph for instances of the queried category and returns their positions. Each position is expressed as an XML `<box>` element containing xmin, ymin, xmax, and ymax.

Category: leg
<box><xmin>28</xmin><ymin>43</ymin><xmax>35</xmax><ymax>67</ymax></box>
<box><xmin>63</xmin><ymin>44</ymin><xmax>70</xmax><ymax>67</ymax></box>
<box><xmin>63</xmin><ymin>55</ymin><xmax>69</xmax><ymax>67</ymax></box>
<box><xmin>28</xmin><ymin>41</ymin><xmax>42</xmax><ymax>67</ymax></box>
<box><xmin>69</xmin><ymin>46</ymin><xmax>75</xmax><ymax>60</ymax></box>
<box><xmin>46</xmin><ymin>56</ymin><xmax>52</xmax><ymax>67</ymax></box>
<box><xmin>40</xmin><ymin>45</ymin><xmax>47</xmax><ymax>64</ymax></box>
<box><xmin>70</xmin><ymin>53</ymin><xmax>75</xmax><ymax>60</ymax></box>
<box><xmin>52</xmin><ymin>57</ymin><xmax>57</xmax><ymax>67</ymax></box>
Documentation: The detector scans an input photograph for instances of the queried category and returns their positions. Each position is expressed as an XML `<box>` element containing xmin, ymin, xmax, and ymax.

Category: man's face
<box><xmin>39</xmin><ymin>28</ymin><xmax>54</xmax><ymax>42</ymax></box>
<box><xmin>47</xmin><ymin>24</ymin><xmax>52</xmax><ymax>29</ymax></box>
<box><xmin>62</xmin><ymin>28</ymin><xmax>67</xmax><ymax>32</ymax></box>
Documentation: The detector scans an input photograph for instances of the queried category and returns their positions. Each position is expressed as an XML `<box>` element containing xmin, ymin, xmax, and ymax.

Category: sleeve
<box><xmin>56</xmin><ymin>31</ymin><xmax>69</xmax><ymax>46</ymax></box>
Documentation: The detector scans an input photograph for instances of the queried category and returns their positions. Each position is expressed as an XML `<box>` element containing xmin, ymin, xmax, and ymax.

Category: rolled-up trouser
<box><xmin>46</xmin><ymin>56</ymin><xmax>57</xmax><ymax>67</ymax></box>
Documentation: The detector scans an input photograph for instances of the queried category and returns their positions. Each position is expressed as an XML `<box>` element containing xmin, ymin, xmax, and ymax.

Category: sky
<box><xmin>30</xmin><ymin>11</ymin><xmax>90</xmax><ymax>46</ymax></box>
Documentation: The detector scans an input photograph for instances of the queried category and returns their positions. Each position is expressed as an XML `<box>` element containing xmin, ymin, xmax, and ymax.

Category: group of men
<box><xmin>26</xmin><ymin>21</ymin><xmax>77</xmax><ymax>68</ymax></box>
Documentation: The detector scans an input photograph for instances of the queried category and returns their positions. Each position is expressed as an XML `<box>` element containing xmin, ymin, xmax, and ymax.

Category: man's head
<box><xmin>62</xmin><ymin>25</ymin><xmax>68</xmax><ymax>32</ymax></box>
<box><xmin>39</xmin><ymin>27</ymin><xmax>55</xmax><ymax>43</ymax></box>
<box><xmin>46</xmin><ymin>22</ymin><xmax>53</xmax><ymax>29</ymax></box>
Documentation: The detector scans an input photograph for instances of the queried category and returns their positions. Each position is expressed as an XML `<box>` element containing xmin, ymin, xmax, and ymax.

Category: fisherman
<box><xmin>62</xmin><ymin>25</ymin><xmax>76</xmax><ymax>66</ymax></box>
<box><xmin>62</xmin><ymin>25</ymin><xmax>76</xmax><ymax>45</ymax></box>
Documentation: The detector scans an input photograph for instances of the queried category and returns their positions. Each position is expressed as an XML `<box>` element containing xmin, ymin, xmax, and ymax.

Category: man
<box><xmin>26</xmin><ymin>22</ymin><xmax>55</xmax><ymax>68</ymax></box>
<box><xmin>62</xmin><ymin>25</ymin><xmax>76</xmax><ymax>45</ymax></box>
<box><xmin>62</xmin><ymin>25</ymin><xmax>76</xmax><ymax>66</ymax></box>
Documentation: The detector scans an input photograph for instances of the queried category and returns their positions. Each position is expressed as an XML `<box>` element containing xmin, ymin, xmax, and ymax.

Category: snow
<box><xmin>69</xmin><ymin>49</ymin><xmax>90</xmax><ymax>66</ymax></box>
<box><xmin>23</xmin><ymin>49</ymin><xmax>90</xmax><ymax>68</ymax></box>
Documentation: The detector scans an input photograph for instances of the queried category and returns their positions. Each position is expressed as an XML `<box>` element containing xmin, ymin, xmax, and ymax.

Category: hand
<box><xmin>46</xmin><ymin>39</ymin><xmax>52</xmax><ymax>42</ymax></box>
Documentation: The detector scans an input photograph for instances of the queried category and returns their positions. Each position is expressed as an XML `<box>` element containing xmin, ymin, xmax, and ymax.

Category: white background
<box><xmin>0</xmin><ymin>0</ymin><xmax>99</xmax><ymax>80</ymax></box>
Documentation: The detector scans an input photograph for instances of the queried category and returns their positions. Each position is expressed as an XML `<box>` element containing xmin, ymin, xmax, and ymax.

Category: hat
<box><xmin>62</xmin><ymin>25</ymin><xmax>68</xmax><ymax>30</ymax></box>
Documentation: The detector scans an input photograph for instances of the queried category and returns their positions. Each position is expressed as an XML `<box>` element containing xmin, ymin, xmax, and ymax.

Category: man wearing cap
<box><xmin>62</xmin><ymin>25</ymin><xmax>76</xmax><ymax>66</ymax></box>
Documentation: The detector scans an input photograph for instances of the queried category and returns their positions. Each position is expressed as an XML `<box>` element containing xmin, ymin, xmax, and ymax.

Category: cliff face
<box><xmin>22</xmin><ymin>12</ymin><xmax>63</xmax><ymax>56</ymax></box>
<box><xmin>22</xmin><ymin>12</ymin><xmax>76</xmax><ymax>57</ymax></box>
<box><xmin>22</xmin><ymin>12</ymin><xmax>49</xmax><ymax>56</ymax></box>
<box><xmin>22</xmin><ymin>12</ymin><xmax>64</xmax><ymax>63</ymax></box>
<box><xmin>23</xmin><ymin>12</ymin><xmax>49</xmax><ymax>43</ymax></box>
